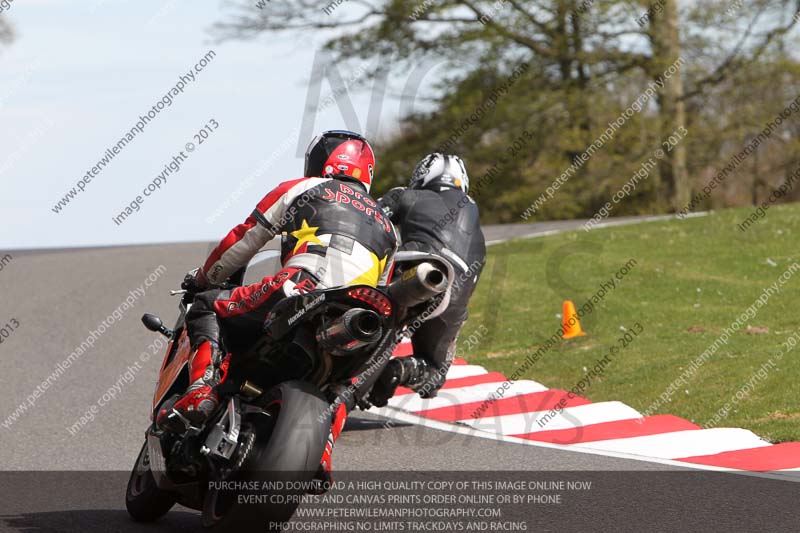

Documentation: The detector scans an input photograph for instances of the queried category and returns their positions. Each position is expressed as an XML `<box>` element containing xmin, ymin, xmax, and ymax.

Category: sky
<box><xmin>0</xmin><ymin>0</ymin><xmax>435</xmax><ymax>249</ymax></box>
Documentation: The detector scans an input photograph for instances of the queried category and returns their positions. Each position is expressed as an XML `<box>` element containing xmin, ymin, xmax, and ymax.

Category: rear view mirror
<box><xmin>141</xmin><ymin>313</ymin><xmax>174</xmax><ymax>338</ymax></box>
<box><xmin>141</xmin><ymin>313</ymin><xmax>164</xmax><ymax>332</ymax></box>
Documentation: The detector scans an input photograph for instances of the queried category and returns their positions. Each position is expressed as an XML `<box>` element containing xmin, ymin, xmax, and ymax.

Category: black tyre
<box><xmin>126</xmin><ymin>440</ymin><xmax>176</xmax><ymax>522</ymax></box>
<box><xmin>202</xmin><ymin>380</ymin><xmax>331</xmax><ymax>531</ymax></box>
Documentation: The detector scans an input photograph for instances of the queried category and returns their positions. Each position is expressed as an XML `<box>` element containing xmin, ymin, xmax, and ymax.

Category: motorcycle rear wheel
<box><xmin>125</xmin><ymin>440</ymin><xmax>176</xmax><ymax>522</ymax></box>
<box><xmin>202</xmin><ymin>380</ymin><xmax>331</xmax><ymax>530</ymax></box>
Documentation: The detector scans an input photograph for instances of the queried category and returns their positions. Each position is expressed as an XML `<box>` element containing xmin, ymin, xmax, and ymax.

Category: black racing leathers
<box><xmin>379</xmin><ymin>186</ymin><xmax>486</xmax><ymax>396</ymax></box>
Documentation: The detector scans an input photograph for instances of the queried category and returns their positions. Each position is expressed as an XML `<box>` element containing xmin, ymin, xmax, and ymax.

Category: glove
<box><xmin>181</xmin><ymin>268</ymin><xmax>208</xmax><ymax>302</ymax></box>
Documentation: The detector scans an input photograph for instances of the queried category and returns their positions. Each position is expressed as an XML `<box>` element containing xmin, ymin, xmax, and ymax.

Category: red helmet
<box><xmin>304</xmin><ymin>130</ymin><xmax>376</xmax><ymax>192</ymax></box>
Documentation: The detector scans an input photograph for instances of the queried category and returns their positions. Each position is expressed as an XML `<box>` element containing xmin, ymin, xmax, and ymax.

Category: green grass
<box><xmin>461</xmin><ymin>204</ymin><xmax>800</xmax><ymax>443</ymax></box>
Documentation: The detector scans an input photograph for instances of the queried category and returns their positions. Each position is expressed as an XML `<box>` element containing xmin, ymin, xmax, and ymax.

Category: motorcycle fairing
<box><xmin>151</xmin><ymin>328</ymin><xmax>192</xmax><ymax>416</ymax></box>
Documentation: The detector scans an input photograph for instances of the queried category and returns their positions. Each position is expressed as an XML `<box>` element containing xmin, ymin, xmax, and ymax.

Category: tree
<box><xmin>214</xmin><ymin>0</ymin><xmax>800</xmax><ymax>216</ymax></box>
<box><xmin>648</xmin><ymin>0</ymin><xmax>688</xmax><ymax>209</ymax></box>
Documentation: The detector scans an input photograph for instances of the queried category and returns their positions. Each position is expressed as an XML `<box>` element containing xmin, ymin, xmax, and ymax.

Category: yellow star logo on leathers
<box><xmin>348</xmin><ymin>252</ymin><xmax>388</xmax><ymax>287</ymax></box>
<box><xmin>290</xmin><ymin>220</ymin><xmax>323</xmax><ymax>253</ymax></box>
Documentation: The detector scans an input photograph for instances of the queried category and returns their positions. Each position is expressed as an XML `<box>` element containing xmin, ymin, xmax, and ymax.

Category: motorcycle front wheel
<box><xmin>125</xmin><ymin>440</ymin><xmax>176</xmax><ymax>522</ymax></box>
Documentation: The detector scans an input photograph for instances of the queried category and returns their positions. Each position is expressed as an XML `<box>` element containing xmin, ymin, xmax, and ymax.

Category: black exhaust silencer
<box><xmin>316</xmin><ymin>308</ymin><xmax>383</xmax><ymax>355</ymax></box>
<box><xmin>388</xmin><ymin>261</ymin><xmax>449</xmax><ymax>308</ymax></box>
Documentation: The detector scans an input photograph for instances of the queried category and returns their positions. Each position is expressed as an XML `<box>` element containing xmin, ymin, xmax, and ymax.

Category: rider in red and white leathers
<box><xmin>156</xmin><ymin>131</ymin><xmax>397</xmax><ymax>436</ymax></box>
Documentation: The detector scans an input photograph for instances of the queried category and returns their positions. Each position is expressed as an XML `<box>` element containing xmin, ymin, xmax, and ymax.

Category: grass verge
<box><xmin>461</xmin><ymin>205</ymin><xmax>800</xmax><ymax>442</ymax></box>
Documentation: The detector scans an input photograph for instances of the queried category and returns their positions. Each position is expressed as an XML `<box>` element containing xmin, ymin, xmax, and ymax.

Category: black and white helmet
<box><xmin>410</xmin><ymin>153</ymin><xmax>469</xmax><ymax>194</ymax></box>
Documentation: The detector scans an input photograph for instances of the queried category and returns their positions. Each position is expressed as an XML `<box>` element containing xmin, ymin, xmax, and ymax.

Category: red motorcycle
<box><xmin>125</xmin><ymin>249</ymin><xmax>453</xmax><ymax>530</ymax></box>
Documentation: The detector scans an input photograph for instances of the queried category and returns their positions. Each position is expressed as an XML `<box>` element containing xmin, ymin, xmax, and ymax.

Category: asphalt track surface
<box><xmin>1</xmin><ymin>217</ymin><xmax>797</xmax><ymax>531</ymax></box>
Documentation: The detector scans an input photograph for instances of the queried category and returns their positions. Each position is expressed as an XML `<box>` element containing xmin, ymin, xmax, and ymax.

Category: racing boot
<box><xmin>157</xmin><ymin>340</ymin><xmax>228</xmax><ymax>433</ymax></box>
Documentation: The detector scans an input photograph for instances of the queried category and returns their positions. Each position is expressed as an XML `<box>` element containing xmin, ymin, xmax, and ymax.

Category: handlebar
<box><xmin>171</xmin><ymin>281</ymin><xmax>238</xmax><ymax>298</ymax></box>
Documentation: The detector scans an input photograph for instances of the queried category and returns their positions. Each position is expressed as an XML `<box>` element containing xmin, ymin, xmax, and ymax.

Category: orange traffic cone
<box><xmin>561</xmin><ymin>300</ymin><xmax>586</xmax><ymax>339</ymax></box>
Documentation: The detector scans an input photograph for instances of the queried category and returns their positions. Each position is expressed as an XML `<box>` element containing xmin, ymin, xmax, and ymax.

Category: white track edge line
<box><xmin>485</xmin><ymin>212</ymin><xmax>709</xmax><ymax>246</ymax></box>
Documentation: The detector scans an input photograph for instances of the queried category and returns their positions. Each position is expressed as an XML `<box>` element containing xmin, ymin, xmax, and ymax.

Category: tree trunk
<box><xmin>559</xmin><ymin>2</ymin><xmax>591</xmax><ymax>167</ymax></box>
<box><xmin>650</xmin><ymin>0</ymin><xmax>689</xmax><ymax>211</ymax></box>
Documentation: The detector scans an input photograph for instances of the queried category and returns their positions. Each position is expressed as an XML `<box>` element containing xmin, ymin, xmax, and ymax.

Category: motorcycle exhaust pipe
<box><xmin>388</xmin><ymin>261</ymin><xmax>449</xmax><ymax>308</ymax></box>
<box><xmin>317</xmin><ymin>308</ymin><xmax>383</xmax><ymax>355</ymax></box>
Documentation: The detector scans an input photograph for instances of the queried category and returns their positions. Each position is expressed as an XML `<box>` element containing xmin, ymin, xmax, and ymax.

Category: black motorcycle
<box><xmin>125</xmin><ymin>250</ymin><xmax>453</xmax><ymax>530</ymax></box>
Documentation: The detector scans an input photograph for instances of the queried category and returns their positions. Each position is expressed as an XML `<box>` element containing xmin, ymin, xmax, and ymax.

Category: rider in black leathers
<box><xmin>370</xmin><ymin>153</ymin><xmax>486</xmax><ymax>406</ymax></box>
